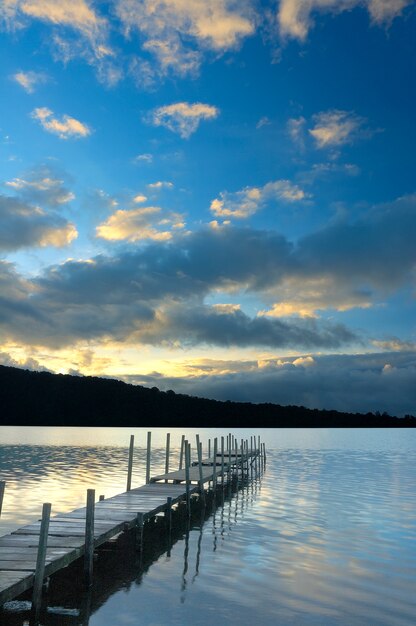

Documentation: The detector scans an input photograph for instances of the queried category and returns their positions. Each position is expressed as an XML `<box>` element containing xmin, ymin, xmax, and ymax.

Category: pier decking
<box><xmin>0</xmin><ymin>433</ymin><xmax>265</xmax><ymax>613</ymax></box>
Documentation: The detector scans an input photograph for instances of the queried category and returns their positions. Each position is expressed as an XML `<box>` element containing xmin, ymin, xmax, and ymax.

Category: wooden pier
<box><xmin>0</xmin><ymin>433</ymin><xmax>265</xmax><ymax>616</ymax></box>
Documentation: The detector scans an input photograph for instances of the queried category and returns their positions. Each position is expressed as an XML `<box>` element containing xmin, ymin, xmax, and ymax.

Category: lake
<box><xmin>0</xmin><ymin>428</ymin><xmax>415</xmax><ymax>625</ymax></box>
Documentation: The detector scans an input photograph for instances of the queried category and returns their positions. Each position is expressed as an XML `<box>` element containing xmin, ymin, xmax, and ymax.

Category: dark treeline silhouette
<box><xmin>0</xmin><ymin>365</ymin><xmax>415</xmax><ymax>427</ymax></box>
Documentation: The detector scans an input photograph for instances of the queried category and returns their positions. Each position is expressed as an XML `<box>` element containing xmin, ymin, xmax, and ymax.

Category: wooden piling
<box><xmin>146</xmin><ymin>431</ymin><xmax>151</xmax><ymax>484</ymax></box>
<box><xmin>221</xmin><ymin>436</ymin><xmax>225</xmax><ymax>488</ymax></box>
<box><xmin>235</xmin><ymin>441</ymin><xmax>239</xmax><ymax>489</ymax></box>
<box><xmin>166</xmin><ymin>496</ymin><xmax>172</xmax><ymax>530</ymax></box>
<box><xmin>165</xmin><ymin>432</ymin><xmax>170</xmax><ymax>483</ymax></box>
<box><xmin>179</xmin><ymin>435</ymin><xmax>185</xmax><ymax>470</ymax></box>
<box><xmin>99</xmin><ymin>495</ymin><xmax>105</xmax><ymax>501</ymax></box>
<box><xmin>212</xmin><ymin>438</ymin><xmax>218</xmax><ymax>491</ymax></box>
<box><xmin>84</xmin><ymin>489</ymin><xmax>95</xmax><ymax>587</ymax></box>
<box><xmin>196</xmin><ymin>437</ymin><xmax>205</xmax><ymax>505</ymax></box>
<box><xmin>185</xmin><ymin>441</ymin><xmax>191</xmax><ymax>516</ymax></box>
<box><xmin>208</xmin><ymin>438</ymin><xmax>211</xmax><ymax>459</ymax></box>
<box><xmin>31</xmin><ymin>502</ymin><xmax>51</xmax><ymax>620</ymax></box>
<box><xmin>0</xmin><ymin>481</ymin><xmax>5</xmax><ymax>518</ymax></box>
<box><xmin>126</xmin><ymin>434</ymin><xmax>134</xmax><ymax>492</ymax></box>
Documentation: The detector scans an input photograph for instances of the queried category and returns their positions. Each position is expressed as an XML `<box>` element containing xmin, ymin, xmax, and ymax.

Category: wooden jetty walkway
<box><xmin>0</xmin><ymin>432</ymin><xmax>266</xmax><ymax>618</ymax></box>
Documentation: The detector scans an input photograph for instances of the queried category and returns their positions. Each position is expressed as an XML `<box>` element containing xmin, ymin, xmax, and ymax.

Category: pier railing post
<box><xmin>0</xmin><ymin>481</ymin><xmax>5</xmax><ymax>518</ymax></box>
<box><xmin>126</xmin><ymin>435</ymin><xmax>134</xmax><ymax>492</ymax></box>
<box><xmin>146</xmin><ymin>431</ymin><xmax>151</xmax><ymax>484</ymax></box>
<box><xmin>179</xmin><ymin>435</ymin><xmax>185</xmax><ymax>470</ymax></box>
<box><xmin>185</xmin><ymin>441</ymin><xmax>191</xmax><ymax>517</ymax></box>
<box><xmin>165</xmin><ymin>432</ymin><xmax>170</xmax><ymax>477</ymax></box>
<box><xmin>196</xmin><ymin>436</ymin><xmax>205</xmax><ymax>505</ymax></box>
<box><xmin>221</xmin><ymin>436</ymin><xmax>225</xmax><ymax>489</ymax></box>
<box><xmin>212</xmin><ymin>438</ymin><xmax>218</xmax><ymax>493</ymax></box>
<box><xmin>32</xmin><ymin>502</ymin><xmax>51</xmax><ymax>621</ymax></box>
<box><xmin>235</xmin><ymin>441</ymin><xmax>239</xmax><ymax>490</ymax></box>
<box><xmin>84</xmin><ymin>489</ymin><xmax>95</xmax><ymax>587</ymax></box>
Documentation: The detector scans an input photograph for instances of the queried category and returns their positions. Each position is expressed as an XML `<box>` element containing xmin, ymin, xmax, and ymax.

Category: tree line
<box><xmin>0</xmin><ymin>365</ymin><xmax>414</xmax><ymax>427</ymax></box>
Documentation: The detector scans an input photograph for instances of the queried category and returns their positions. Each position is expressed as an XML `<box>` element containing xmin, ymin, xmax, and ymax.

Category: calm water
<box><xmin>0</xmin><ymin>428</ymin><xmax>415</xmax><ymax>625</ymax></box>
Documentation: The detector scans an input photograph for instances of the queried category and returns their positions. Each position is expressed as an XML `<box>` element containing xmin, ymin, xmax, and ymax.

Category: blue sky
<box><xmin>1</xmin><ymin>0</ymin><xmax>415</xmax><ymax>416</ymax></box>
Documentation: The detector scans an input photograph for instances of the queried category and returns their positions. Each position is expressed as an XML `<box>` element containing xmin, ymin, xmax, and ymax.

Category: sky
<box><xmin>0</xmin><ymin>0</ymin><xmax>416</xmax><ymax>417</ymax></box>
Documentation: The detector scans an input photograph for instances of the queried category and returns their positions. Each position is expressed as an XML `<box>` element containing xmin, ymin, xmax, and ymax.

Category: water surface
<box><xmin>0</xmin><ymin>428</ymin><xmax>415</xmax><ymax>625</ymax></box>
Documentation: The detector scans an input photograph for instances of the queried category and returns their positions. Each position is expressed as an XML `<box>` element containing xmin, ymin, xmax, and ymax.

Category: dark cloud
<box><xmin>124</xmin><ymin>352</ymin><xmax>416</xmax><ymax>417</ymax></box>
<box><xmin>1</xmin><ymin>194</ymin><xmax>416</xmax><ymax>348</ymax></box>
<box><xmin>4</xmin><ymin>164</ymin><xmax>75</xmax><ymax>209</ymax></box>
<box><xmin>0</xmin><ymin>195</ymin><xmax>77</xmax><ymax>251</ymax></box>
<box><xmin>297</xmin><ymin>194</ymin><xmax>416</xmax><ymax>289</ymax></box>
<box><xmin>139</xmin><ymin>303</ymin><xmax>357</xmax><ymax>349</ymax></box>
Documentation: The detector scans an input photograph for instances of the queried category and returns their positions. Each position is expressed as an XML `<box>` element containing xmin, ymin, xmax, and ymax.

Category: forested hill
<box><xmin>0</xmin><ymin>365</ymin><xmax>414</xmax><ymax>427</ymax></box>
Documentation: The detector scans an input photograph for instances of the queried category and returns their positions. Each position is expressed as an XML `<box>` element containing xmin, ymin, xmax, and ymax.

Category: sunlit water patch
<box><xmin>0</xmin><ymin>429</ymin><xmax>415</xmax><ymax>625</ymax></box>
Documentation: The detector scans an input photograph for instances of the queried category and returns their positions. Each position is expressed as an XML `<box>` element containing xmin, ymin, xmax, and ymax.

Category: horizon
<box><xmin>1</xmin><ymin>1</ymin><xmax>416</xmax><ymax>417</ymax></box>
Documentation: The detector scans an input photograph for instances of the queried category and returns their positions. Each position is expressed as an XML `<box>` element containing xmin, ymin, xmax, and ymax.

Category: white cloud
<box><xmin>1</xmin><ymin>1</ymin><xmax>118</xmax><ymax>85</ymax></box>
<box><xmin>287</xmin><ymin>116</ymin><xmax>306</xmax><ymax>149</ymax></box>
<box><xmin>277</xmin><ymin>0</ymin><xmax>412</xmax><ymax>41</ymax></box>
<box><xmin>96</xmin><ymin>206</ymin><xmax>185</xmax><ymax>242</ymax></box>
<box><xmin>210</xmin><ymin>179</ymin><xmax>309</xmax><ymax>219</ymax></box>
<box><xmin>116</xmin><ymin>0</ymin><xmax>255</xmax><ymax>80</ymax></box>
<box><xmin>256</xmin><ymin>116</ymin><xmax>271</xmax><ymax>129</ymax></box>
<box><xmin>147</xmin><ymin>181</ymin><xmax>174</xmax><ymax>189</ymax></box>
<box><xmin>309</xmin><ymin>110</ymin><xmax>366</xmax><ymax>148</ymax></box>
<box><xmin>31</xmin><ymin>107</ymin><xmax>91</xmax><ymax>139</ymax></box>
<box><xmin>133</xmin><ymin>153</ymin><xmax>153</xmax><ymax>164</ymax></box>
<box><xmin>12</xmin><ymin>70</ymin><xmax>49</xmax><ymax>93</ymax></box>
<box><xmin>150</xmin><ymin>102</ymin><xmax>219</xmax><ymax>138</ymax></box>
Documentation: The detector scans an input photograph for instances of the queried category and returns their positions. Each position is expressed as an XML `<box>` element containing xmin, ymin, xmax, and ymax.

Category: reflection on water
<box><xmin>0</xmin><ymin>429</ymin><xmax>415</xmax><ymax>625</ymax></box>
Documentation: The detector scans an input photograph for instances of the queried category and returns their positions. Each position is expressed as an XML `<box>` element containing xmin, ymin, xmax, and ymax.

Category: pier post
<box><xmin>196</xmin><ymin>436</ymin><xmax>205</xmax><ymax>505</ymax></box>
<box><xmin>185</xmin><ymin>441</ymin><xmax>191</xmax><ymax>516</ymax></box>
<box><xmin>99</xmin><ymin>495</ymin><xmax>105</xmax><ymax>501</ymax></box>
<box><xmin>0</xmin><ymin>481</ymin><xmax>5</xmax><ymax>518</ymax></box>
<box><xmin>32</xmin><ymin>502</ymin><xmax>51</xmax><ymax>621</ymax></box>
<box><xmin>166</xmin><ymin>497</ymin><xmax>172</xmax><ymax>555</ymax></box>
<box><xmin>208</xmin><ymin>438</ymin><xmax>211</xmax><ymax>459</ymax></box>
<box><xmin>126</xmin><ymin>434</ymin><xmax>134</xmax><ymax>492</ymax></box>
<box><xmin>146</xmin><ymin>431</ymin><xmax>151</xmax><ymax>484</ymax></box>
<box><xmin>212</xmin><ymin>438</ymin><xmax>218</xmax><ymax>492</ymax></box>
<box><xmin>240</xmin><ymin>440</ymin><xmax>244</xmax><ymax>484</ymax></box>
<box><xmin>166</xmin><ymin>496</ymin><xmax>172</xmax><ymax>530</ymax></box>
<box><xmin>179</xmin><ymin>435</ymin><xmax>185</xmax><ymax>470</ymax></box>
<box><xmin>165</xmin><ymin>432</ymin><xmax>170</xmax><ymax>482</ymax></box>
<box><xmin>250</xmin><ymin>437</ymin><xmax>254</xmax><ymax>479</ymax></box>
<box><xmin>221</xmin><ymin>436</ymin><xmax>225</xmax><ymax>489</ymax></box>
<box><xmin>235</xmin><ymin>441</ymin><xmax>239</xmax><ymax>489</ymax></box>
<box><xmin>84</xmin><ymin>489</ymin><xmax>95</xmax><ymax>587</ymax></box>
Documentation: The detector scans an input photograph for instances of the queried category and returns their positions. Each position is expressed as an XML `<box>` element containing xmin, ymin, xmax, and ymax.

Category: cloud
<box><xmin>309</xmin><ymin>110</ymin><xmax>368</xmax><ymax>148</ymax></box>
<box><xmin>127</xmin><ymin>351</ymin><xmax>416</xmax><ymax>417</ymax></box>
<box><xmin>150</xmin><ymin>102</ymin><xmax>219</xmax><ymax>138</ymax></box>
<box><xmin>12</xmin><ymin>70</ymin><xmax>49</xmax><ymax>93</ymax></box>
<box><xmin>133</xmin><ymin>153</ymin><xmax>153</xmax><ymax>164</ymax></box>
<box><xmin>136</xmin><ymin>301</ymin><xmax>357</xmax><ymax>349</ymax></box>
<box><xmin>147</xmin><ymin>181</ymin><xmax>174</xmax><ymax>190</ymax></box>
<box><xmin>1</xmin><ymin>193</ymin><xmax>416</xmax><ymax>349</ymax></box>
<box><xmin>116</xmin><ymin>0</ymin><xmax>255</xmax><ymax>81</ymax></box>
<box><xmin>256</xmin><ymin>116</ymin><xmax>271</xmax><ymax>129</ymax></box>
<box><xmin>96</xmin><ymin>206</ymin><xmax>185</xmax><ymax>242</ymax></box>
<box><xmin>277</xmin><ymin>0</ymin><xmax>412</xmax><ymax>41</ymax></box>
<box><xmin>210</xmin><ymin>179</ymin><xmax>309</xmax><ymax>219</ymax></box>
<box><xmin>0</xmin><ymin>195</ymin><xmax>77</xmax><ymax>251</ymax></box>
<box><xmin>1</xmin><ymin>1</ymin><xmax>117</xmax><ymax>84</ymax></box>
<box><xmin>31</xmin><ymin>107</ymin><xmax>91</xmax><ymax>139</ymax></box>
<box><xmin>5</xmin><ymin>164</ymin><xmax>75</xmax><ymax>208</ymax></box>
